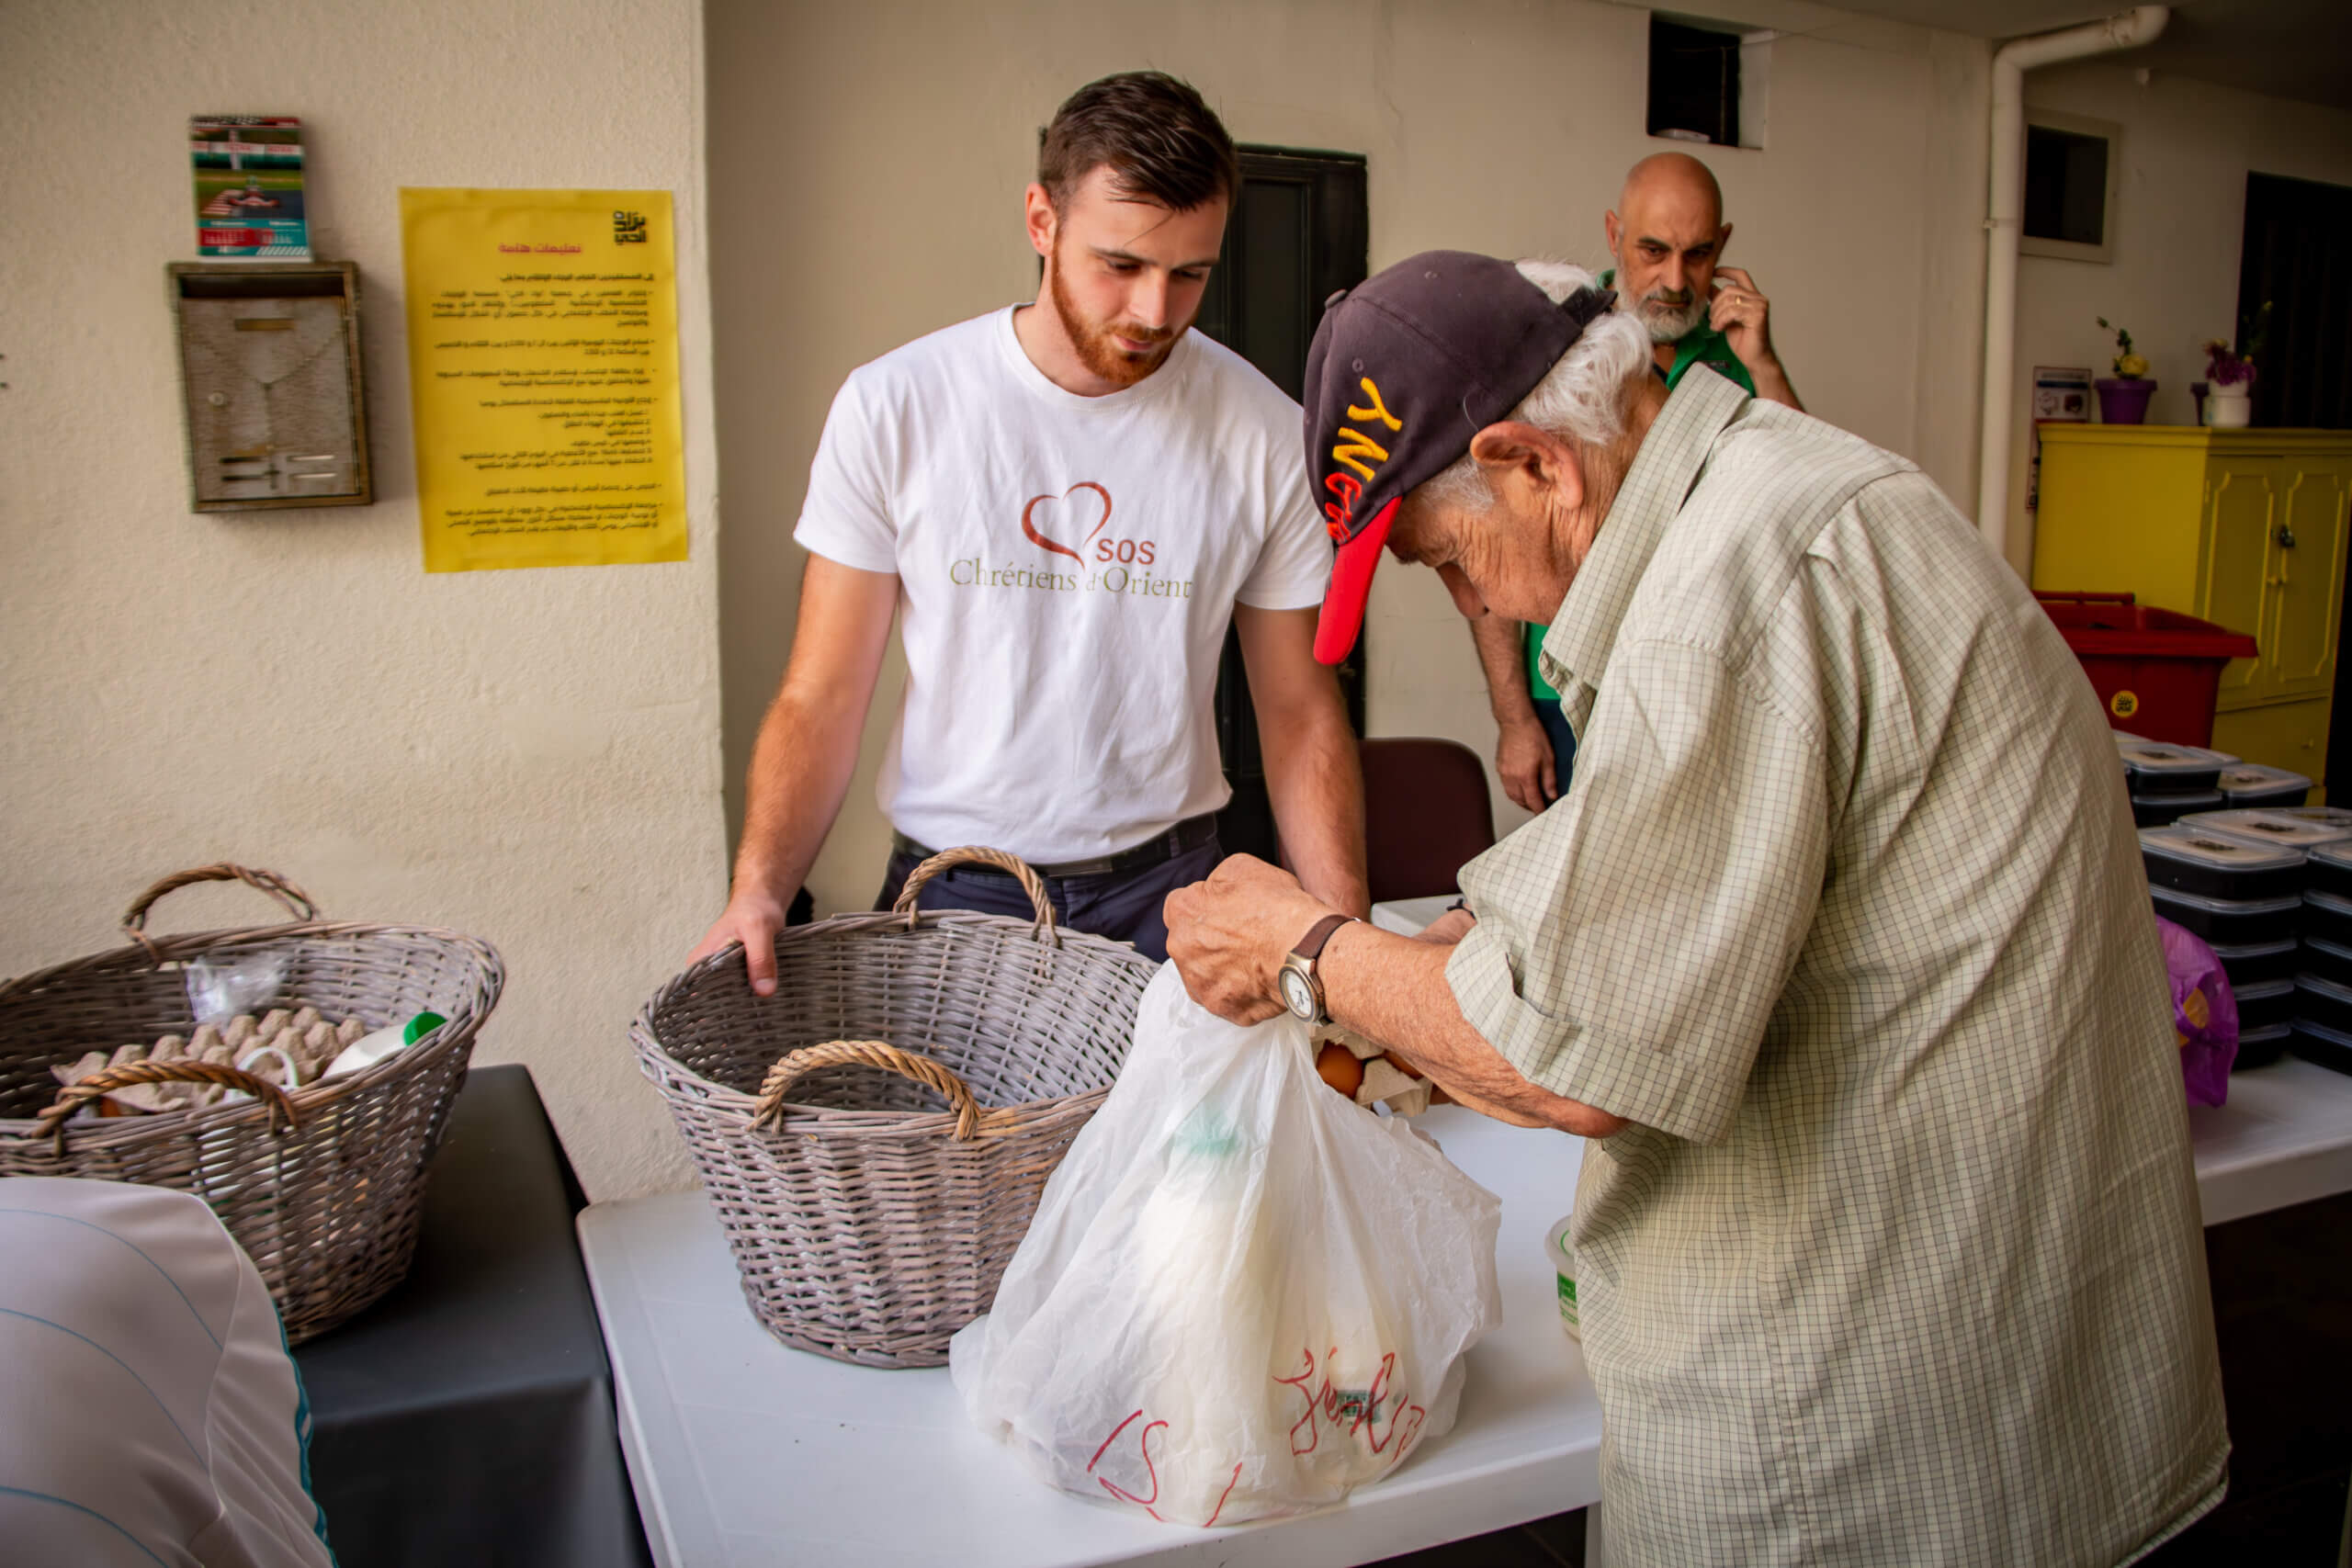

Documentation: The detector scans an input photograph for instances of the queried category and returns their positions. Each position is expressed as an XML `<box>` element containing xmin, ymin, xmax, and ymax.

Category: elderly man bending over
<box><xmin>1165</xmin><ymin>253</ymin><xmax>2225</xmax><ymax>1566</ymax></box>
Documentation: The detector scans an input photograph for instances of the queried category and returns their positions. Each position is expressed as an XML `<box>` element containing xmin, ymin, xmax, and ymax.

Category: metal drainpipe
<box><xmin>1978</xmin><ymin>5</ymin><xmax>2169</xmax><ymax>566</ymax></box>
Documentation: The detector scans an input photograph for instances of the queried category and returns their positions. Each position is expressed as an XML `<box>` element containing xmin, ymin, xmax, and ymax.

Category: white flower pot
<box><xmin>2208</xmin><ymin>389</ymin><xmax>2253</xmax><ymax>428</ymax></box>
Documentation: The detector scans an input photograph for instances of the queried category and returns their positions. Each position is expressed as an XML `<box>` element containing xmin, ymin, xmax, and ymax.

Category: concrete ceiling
<box><xmin>1820</xmin><ymin>0</ymin><xmax>2352</xmax><ymax>111</ymax></box>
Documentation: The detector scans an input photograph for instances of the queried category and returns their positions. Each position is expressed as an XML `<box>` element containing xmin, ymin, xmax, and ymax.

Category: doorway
<box><xmin>2247</xmin><ymin>175</ymin><xmax>2352</xmax><ymax>797</ymax></box>
<box><xmin>1193</xmin><ymin>146</ymin><xmax>1370</xmax><ymax>863</ymax></box>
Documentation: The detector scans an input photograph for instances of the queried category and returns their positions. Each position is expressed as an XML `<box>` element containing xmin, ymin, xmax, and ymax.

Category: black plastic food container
<box><xmin>2133</xmin><ymin>791</ymin><xmax>2223</xmax><ymax>828</ymax></box>
<box><xmin>2299</xmin><ymin>936</ymin><xmax>2352</xmax><ymax>989</ymax></box>
<box><xmin>2210</xmin><ymin>938</ymin><xmax>2301</xmax><ymax>987</ymax></box>
<box><xmin>2294</xmin><ymin>972</ymin><xmax>2352</xmax><ymax>1034</ymax></box>
<box><xmin>2185</xmin><ymin>807</ymin><xmax>2352</xmax><ymax>849</ymax></box>
<box><xmin>2234</xmin><ymin>977</ymin><xmax>2296</xmax><ymax>1032</ymax></box>
<box><xmin>2290</xmin><ymin>1018</ymin><xmax>2352</xmax><ymax>1076</ymax></box>
<box><xmin>2307</xmin><ymin>841</ymin><xmax>2352</xmax><ymax>902</ymax></box>
<box><xmin>2119</xmin><ymin>740</ymin><xmax>2230</xmax><ymax>795</ymax></box>
<box><xmin>2302</xmin><ymin>890</ymin><xmax>2352</xmax><ymax>948</ymax></box>
<box><xmin>2139</xmin><ymin>826</ymin><xmax>2306</xmax><ymax>900</ymax></box>
<box><xmin>2150</xmin><ymin>886</ymin><xmax>2303</xmax><ymax>944</ymax></box>
<box><xmin>2216</xmin><ymin>763</ymin><xmax>2312</xmax><ymax>809</ymax></box>
<box><xmin>2236</xmin><ymin>1022</ymin><xmax>2291</xmax><ymax>1069</ymax></box>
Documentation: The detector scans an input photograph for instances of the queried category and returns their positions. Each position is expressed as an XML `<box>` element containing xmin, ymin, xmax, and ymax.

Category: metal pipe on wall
<box><xmin>1978</xmin><ymin>5</ymin><xmax>2169</xmax><ymax>564</ymax></box>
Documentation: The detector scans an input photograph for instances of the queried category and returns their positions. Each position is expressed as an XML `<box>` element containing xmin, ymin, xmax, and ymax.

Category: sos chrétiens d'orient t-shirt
<box><xmin>793</xmin><ymin>306</ymin><xmax>1333</xmax><ymax>865</ymax></box>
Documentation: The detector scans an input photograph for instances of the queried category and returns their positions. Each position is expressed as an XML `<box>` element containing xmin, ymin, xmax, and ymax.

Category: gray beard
<box><xmin>1638</xmin><ymin>293</ymin><xmax>1706</xmax><ymax>344</ymax></box>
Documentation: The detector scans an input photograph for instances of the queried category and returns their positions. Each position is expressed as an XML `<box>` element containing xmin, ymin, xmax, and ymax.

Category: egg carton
<box><xmin>1312</xmin><ymin>1024</ymin><xmax>1434</xmax><ymax>1116</ymax></box>
<box><xmin>50</xmin><ymin>1006</ymin><xmax>367</xmax><ymax>1116</ymax></box>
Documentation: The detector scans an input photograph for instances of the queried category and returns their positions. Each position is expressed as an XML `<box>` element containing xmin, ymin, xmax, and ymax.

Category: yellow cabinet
<box><xmin>2032</xmin><ymin>425</ymin><xmax>2352</xmax><ymax>787</ymax></box>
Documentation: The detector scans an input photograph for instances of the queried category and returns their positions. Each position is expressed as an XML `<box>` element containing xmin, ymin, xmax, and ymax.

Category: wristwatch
<box><xmin>1277</xmin><ymin>914</ymin><xmax>1358</xmax><ymax>1026</ymax></box>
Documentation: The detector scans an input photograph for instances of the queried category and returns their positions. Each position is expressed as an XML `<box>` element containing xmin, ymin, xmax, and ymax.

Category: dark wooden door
<box><xmin>1193</xmin><ymin>147</ymin><xmax>1369</xmax><ymax>861</ymax></box>
<box><xmin>2238</xmin><ymin>173</ymin><xmax>2352</xmax><ymax>433</ymax></box>
<box><xmin>2246</xmin><ymin>175</ymin><xmax>2352</xmax><ymax>796</ymax></box>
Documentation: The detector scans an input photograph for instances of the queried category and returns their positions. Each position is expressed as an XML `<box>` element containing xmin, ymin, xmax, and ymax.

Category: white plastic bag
<box><xmin>950</xmin><ymin>965</ymin><xmax>1501</xmax><ymax>1527</ymax></box>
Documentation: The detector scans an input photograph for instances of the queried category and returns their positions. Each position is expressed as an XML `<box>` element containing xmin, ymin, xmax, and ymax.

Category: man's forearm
<box><xmin>731</xmin><ymin>682</ymin><xmax>869</xmax><ymax>909</ymax></box>
<box><xmin>1259</xmin><ymin>694</ymin><xmax>1370</xmax><ymax>918</ymax></box>
<box><xmin>1747</xmin><ymin>355</ymin><xmax>1803</xmax><ymax>413</ymax></box>
<box><xmin>1469</xmin><ymin>614</ymin><xmax>1539</xmax><ymax>725</ymax></box>
<box><xmin>1319</xmin><ymin>920</ymin><xmax>1626</xmax><ymax>1137</ymax></box>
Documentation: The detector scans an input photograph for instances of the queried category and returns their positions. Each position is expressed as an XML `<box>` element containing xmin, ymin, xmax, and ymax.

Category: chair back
<box><xmin>1360</xmin><ymin>738</ymin><xmax>1498</xmax><ymax>905</ymax></box>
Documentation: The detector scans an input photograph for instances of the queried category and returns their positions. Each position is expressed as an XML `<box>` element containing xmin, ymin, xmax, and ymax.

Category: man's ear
<box><xmin>1024</xmin><ymin>183</ymin><xmax>1057</xmax><ymax>261</ymax></box>
<box><xmin>1715</xmin><ymin>220</ymin><xmax>1734</xmax><ymax>264</ymax></box>
<box><xmin>1470</xmin><ymin>421</ymin><xmax>1584</xmax><ymax>515</ymax></box>
<box><xmin>1604</xmin><ymin>209</ymin><xmax>1623</xmax><ymax>258</ymax></box>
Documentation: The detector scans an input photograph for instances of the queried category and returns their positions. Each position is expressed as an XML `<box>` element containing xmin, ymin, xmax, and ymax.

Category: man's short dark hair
<box><xmin>1037</xmin><ymin>71</ymin><xmax>1238</xmax><ymax>215</ymax></box>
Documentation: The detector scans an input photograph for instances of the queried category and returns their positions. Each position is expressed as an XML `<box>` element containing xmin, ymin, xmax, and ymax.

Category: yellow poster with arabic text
<box><xmin>401</xmin><ymin>188</ymin><xmax>686</xmax><ymax>570</ymax></box>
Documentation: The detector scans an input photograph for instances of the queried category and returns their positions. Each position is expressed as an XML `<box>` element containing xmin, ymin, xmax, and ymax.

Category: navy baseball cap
<box><xmin>1303</xmin><ymin>252</ymin><xmax>1615</xmax><ymax>664</ymax></box>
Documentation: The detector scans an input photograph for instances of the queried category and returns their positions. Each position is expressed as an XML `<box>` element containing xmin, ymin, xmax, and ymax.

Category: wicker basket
<box><xmin>636</xmin><ymin>846</ymin><xmax>1159</xmax><ymax>1368</ymax></box>
<box><xmin>0</xmin><ymin>865</ymin><xmax>504</xmax><ymax>1343</ymax></box>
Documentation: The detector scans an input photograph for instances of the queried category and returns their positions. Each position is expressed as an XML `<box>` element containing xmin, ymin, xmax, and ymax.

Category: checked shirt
<box><xmin>1446</xmin><ymin>368</ymin><xmax>2228</xmax><ymax>1566</ymax></box>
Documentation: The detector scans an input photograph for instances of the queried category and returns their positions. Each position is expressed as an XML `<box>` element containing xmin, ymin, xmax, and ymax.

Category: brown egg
<box><xmin>1381</xmin><ymin>1050</ymin><xmax>1425</xmax><ymax>1080</ymax></box>
<box><xmin>1316</xmin><ymin>1042</ymin><xmax>1365</xmax><ymax>1098</ymax></box>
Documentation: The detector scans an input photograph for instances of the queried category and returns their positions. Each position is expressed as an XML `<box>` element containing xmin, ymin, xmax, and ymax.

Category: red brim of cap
<box><xmin>1314</xmin><ymin>497</ymin><xmax>1396</xmax><ymax>666</ymax></box>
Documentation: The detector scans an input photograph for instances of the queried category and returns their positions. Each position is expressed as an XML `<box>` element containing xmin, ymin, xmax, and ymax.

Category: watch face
<box><xmin>1278</xmin><ymin>965</ymin><xmax>1317</xmax><ymax>1021</ymax></box>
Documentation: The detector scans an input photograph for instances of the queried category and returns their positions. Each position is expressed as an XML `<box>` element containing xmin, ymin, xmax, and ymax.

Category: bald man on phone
<box><xmin>1475</xmin><ymin>152</ymin><xmax>1803</xmax><ymax>813</ymax></box>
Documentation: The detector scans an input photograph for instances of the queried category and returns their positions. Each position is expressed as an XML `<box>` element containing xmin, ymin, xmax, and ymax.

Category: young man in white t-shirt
<box><xmin>693</xmin><ymin>72</ymin><xmax>1367</xmax><ymax>978</ymax></box>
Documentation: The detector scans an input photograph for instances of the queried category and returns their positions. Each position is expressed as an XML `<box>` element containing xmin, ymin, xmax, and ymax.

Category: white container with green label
<box><xmin>1545</xmin><ymin>1213</ymin><xmax>1579</xmax><ymax>1341</ymax></box>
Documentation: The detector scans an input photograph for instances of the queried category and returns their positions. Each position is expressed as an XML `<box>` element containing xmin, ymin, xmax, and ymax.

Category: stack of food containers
<box><xmin>2297</xmin><ymin>836</ymin><xmax>2352</xmax><ymax>1073</ymax></box>
<box><xmin>2215</xmin><ymin>763</ymin><xmax>2312</xmax><ymax>809</ymax></box>
<box><xmin>2161</xmin><ymin>805</ymin><xmax>2352</xmax><ymax>1072</ymax></box>
<box><xmin>2141</xmin><ymin>824</ymin><xmax>2305</xmax><ymax>1065</ymax></box>
<box><xmin>2118</xmin><ymin>739</ymin><xmax>2236</xmax><ymax>827</ymax></box>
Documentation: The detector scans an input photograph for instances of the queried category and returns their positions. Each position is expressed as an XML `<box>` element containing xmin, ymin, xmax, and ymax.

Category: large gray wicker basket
<box><xmin>635</xmin><ymin>847</ymin><xmax>1158</xmax><ymax>1368</ymax></box>
<box><xmin>0</xmin><ymin>865</ymin><xmax>504</xmax><ymax>1343</ymax></box>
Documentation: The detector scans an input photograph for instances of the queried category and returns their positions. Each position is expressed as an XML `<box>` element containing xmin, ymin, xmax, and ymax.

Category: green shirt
<box><xmin>1523</xmin><ymin>272</ymin><xmax>1755</xmax><ymax>700</ymax></box>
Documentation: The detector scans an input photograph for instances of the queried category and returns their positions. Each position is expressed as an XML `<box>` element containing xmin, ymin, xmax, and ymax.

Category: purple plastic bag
<box><xmin>2156</xmin><ymin>916</ymin><xmax>2237</xmax><ymax>1106</ymax></box>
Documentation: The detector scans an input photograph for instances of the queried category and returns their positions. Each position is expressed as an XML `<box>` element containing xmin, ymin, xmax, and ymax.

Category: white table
<box><xmin>2185</xmin><ymin>1055</ymin><xmax>2352</xmax><ymax>1224</ymax></box>
<box><xmin>1370</xmin><ymin>895</ymin><xmax>1459</xmax><ymax>936</ymax></box>
<box><xmin>588</xmin><ymin>989</ymin><xmax>2352</xmax><ymax>1568</ymax></box>
<box><xmin>582</xmin><ymin>1106</ymin><xmax>1596</xmax><ymax>1568</ymax></box>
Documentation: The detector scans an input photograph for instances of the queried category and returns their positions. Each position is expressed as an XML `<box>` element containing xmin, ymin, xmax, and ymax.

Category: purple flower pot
<box><xmin>2097</xmin><ymin>378</ymin><xmax>2158</xmax><ymax>424</ymax></box>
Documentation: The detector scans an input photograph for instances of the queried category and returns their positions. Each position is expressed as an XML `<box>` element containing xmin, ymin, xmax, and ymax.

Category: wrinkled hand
<box><xmin>688</xmin><ymin>888</ymin><xmax>792</xmax><ymax>997</ymax></box>
<box><xmin>1163</xmin><ymin>854</ymin><xmax>1335</xmax><ymax>1025</ymax></box>
<box><xmin>1412</xmin><ymin>906</ymin><xmax>1476</xmax><ymax>946</ymax></box>
<box><xmin>1709</xmin><ymin>266</ymin><xmax>1778</xmax><ymax>374</ymax></box>
<box><xmin>1495</xmin><ymin>716</ymin><xmax>1556</xmax><ymax>813</ymax></box>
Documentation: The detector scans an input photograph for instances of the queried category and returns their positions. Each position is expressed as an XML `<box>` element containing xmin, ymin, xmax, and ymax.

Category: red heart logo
<box><xmin>1022</xmin><ymin>481</ymin><xmax>1113</xmax><ymax>562</ymax></box>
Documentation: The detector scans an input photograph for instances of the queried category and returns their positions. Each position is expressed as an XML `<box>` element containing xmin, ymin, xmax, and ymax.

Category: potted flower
<box><xmin>2201</xmin><ymin>308</ymin><xmax>2267</xmax><ymax>427</ymax></box>
<box><xmin>2203</xmin><ymin>341</ymin><xmax>2255</xmax><ymax>426</ymax></box>
<box><xmin>2095</xmin><ymin>318</ymin><xmax>2155</xmax><ymax>424</ymax></box>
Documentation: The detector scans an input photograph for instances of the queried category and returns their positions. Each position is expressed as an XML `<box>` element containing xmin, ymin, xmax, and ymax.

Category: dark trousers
<box><xmin>874</xmin><ymin>840</ymin><xmax>1222</xmax><ymax>964</ymax></box>
<box><xmin>1533</xmin><ymin>696</ymin><xmax>1578</xmax><ymax>804</ymax></box>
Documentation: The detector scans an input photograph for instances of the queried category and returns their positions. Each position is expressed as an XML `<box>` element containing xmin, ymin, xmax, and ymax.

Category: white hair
<box><xmin>1421</xmin><ymin>259</ymin><xmax>1653</xmax><ymax>511</ymax></box>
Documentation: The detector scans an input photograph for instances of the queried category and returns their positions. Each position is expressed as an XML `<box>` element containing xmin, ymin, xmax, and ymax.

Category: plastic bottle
<box><xmin>322</xmin><ymin>1011</ymin><xmax>447</xmax><ymax>1080</ymax></box>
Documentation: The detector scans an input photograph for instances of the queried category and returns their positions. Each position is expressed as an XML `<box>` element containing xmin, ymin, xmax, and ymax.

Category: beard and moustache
<box><xmin>1633</xmin><ymin>285</ymin><xmax>1708</xmax><ymax>344</ymax></box>
<box><xmin>1048</xmin><ymin>247</ymin><xmax>1181</xmax><ymax>389</ymax></box>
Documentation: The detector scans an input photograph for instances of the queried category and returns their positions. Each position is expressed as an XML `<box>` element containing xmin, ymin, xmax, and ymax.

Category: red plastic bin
<box><xmin>2035</xmin><ymin>591</ymin><xmax>2257</xmax><ymax>748</ymax></box>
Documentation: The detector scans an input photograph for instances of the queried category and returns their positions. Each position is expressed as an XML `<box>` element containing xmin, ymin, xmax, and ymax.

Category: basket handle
<box><xmin>121</xmin><ymin>864</ymin><xmax>320</xmax><ymax>961</ymax></box>
<box><xmin>34</xmin><ymin>1059</ymin><xmax>301</xmax><ymax>1141</ymax></box>
<box><xmin>752</xmin><ymin>1040</ymin><xmax>983</xmax><ymax>1141</ymax></box>
<box><xmin>890</xmin><ymin>847</ymin><xmax>1057</xmax><ymax>943</ymax></box>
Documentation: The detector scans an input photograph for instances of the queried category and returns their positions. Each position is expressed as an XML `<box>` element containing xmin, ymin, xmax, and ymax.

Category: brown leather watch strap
<box><xmin>1291</xmin><ymin>913</ymin><xmax>1356</xmax><ymax>961</ymax></box>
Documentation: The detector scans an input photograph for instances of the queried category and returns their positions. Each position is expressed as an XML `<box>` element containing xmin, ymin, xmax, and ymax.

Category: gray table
<box><xmin>293</xmin><ymin>1064</ymin><xmax>654</xmax><ymax>1568</ymax></box>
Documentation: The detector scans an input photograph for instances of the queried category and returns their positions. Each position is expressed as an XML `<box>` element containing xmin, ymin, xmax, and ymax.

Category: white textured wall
<box><xmin>707</xmin><ymin>0</ymin><xmax>1993</xmax><ymax>863</ymax></box>
<box><xmin>2000</xmin><ymin>63</ymin><xmax>2352</xmax><ymax>577</ymax></box>
<box><xmin>0</xmin><ymin>0</ymin><xmax>726</xmax><ymax>1200</ymax></box>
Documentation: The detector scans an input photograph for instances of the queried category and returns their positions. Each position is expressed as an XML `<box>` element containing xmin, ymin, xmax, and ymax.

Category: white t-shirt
<box><xmin>0</xmin><ymin>1179</ymin><xmax>334</xmax><ymax>1568</ymax></box>
<box><xmin>795</xmin><ymin>306</ymin><xmax>1331</xmax><ymax>863</ymax></box>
